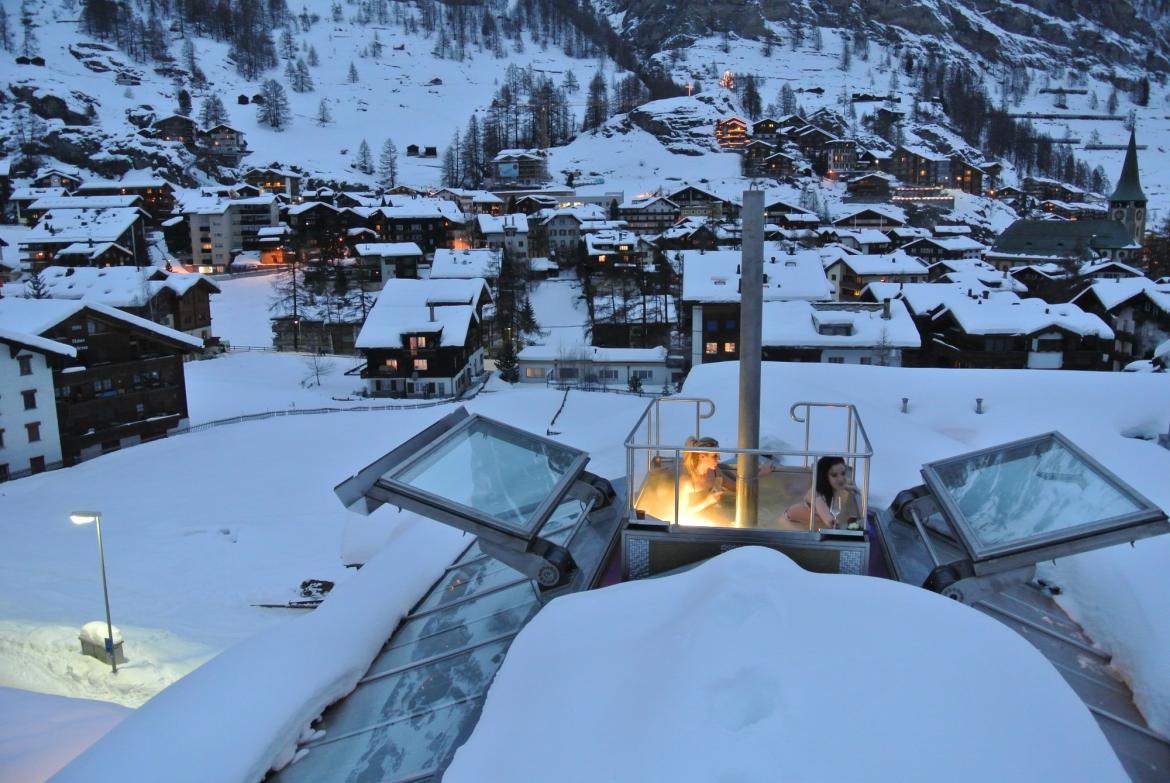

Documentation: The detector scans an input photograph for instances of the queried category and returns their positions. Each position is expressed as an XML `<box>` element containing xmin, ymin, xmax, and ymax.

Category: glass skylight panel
<box><xmin>374</xmin><ymin>604</ymin><xmax>540</xmax><ymax>674</ymax></box>
<box><xmin>276</xmin><ymin>699</ymin><xmax>482</xmax><ymax>783</ymax></box>
<box><xmin>923</xmin><ymin>432</ymin><xmax>1162</xmax><ymax>560</ymax></box>
<box><xmin>382</xmin><ymin>416</ymin><xmax>586</xmax><ymax>536</ymax></box>
<box><xmin>406</xmin><ymin>579</ymin><xmax>538</xmax><ymax>638</ymax></box>
<box><xmin>323</xmin><ymin>638</ymin><xmax>511</xmax><ymax>741</ymax></box>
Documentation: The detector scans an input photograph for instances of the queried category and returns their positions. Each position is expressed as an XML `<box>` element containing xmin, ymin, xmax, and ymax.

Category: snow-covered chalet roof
<box><xmin>828</xmin><ymin>250</ymin><xmax>928</xmax><ymax>277</ymax></box>
<box><xmin>933</xmin><ymin>296</ymin><xmax>1113</xmax><ymax>338</ymax></box>
<box><xmin>681</xmin><ymin>245</ymin><xmax>832</xmax><ymax>302</ymax></box>
<box><xmin>430</xmin><ymin>248</ymin><xmax>500</xmax><ymax>280</ymax></box>
<box><xmin>24</xmin><ymin>207</ymin><xmax>145</xmax><ymax>245</ymax></box>
<box><xmin>353</xmin><ymin>242</ymin><xmax>423</xmax><ymax>258</ymax></box>
<box><xmin>476</xmin><ymin>214</ymin><xmax>529</xmax><ymax>235</ymax></box>
<box><xmin>761</xmin><ymin>299</ymin><xmax>920</xmax><ymax>349</ymax></box>
<box><xmin>517</xmin><ymin>344</ymin><xmax>667</xmax><ymax>363</ymax></box>
<box><xmin>29</xmin><ymin>195</ymin><xmax>142</xmax><ymax>211</ymax></box>
<box><xmin>0</xmin><ymin>296</ymin><xmax>204</xmax><ymax>348</ymax></box>
<box><xmin>1073</xmin><ymin>277</ymin><xmax>1170</xmax><ymax>313</ymax></box>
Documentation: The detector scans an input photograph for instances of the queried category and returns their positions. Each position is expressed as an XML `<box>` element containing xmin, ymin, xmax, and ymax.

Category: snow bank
<box><xmin>679</xmin><ymin>361</ymin><xmax>1170</xmax><ymax>735</ymax></box>
<box><xmin>0</xmin><ymin>688</ymin><xmax>129</xmax><ymax>783</ymax></box>
<box><xmin>51</xmin><ymin>516</ymin><xmax>469</xmax><ymax>783</ymax></box>
<box><xmin>446</xmin><ymin>547</ymin><xmax>1126</xmax><ymax>782</ymax></box>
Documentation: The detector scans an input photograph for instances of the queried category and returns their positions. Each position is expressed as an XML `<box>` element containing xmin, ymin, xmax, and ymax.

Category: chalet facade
<box><xmin>929</xmin><ymin>297</ymin><xmax>1112</xmax><ymax>371</ymax></box>
<box><xmin>518</xmin><ymin>345</ymin><xmax>670</xmax><ymax>389</ymax></box>
<box><xmin>1072</xmin><ymin>280</ymin><xmax>1170</xmax><ymax>369</ymax></box>
<box><xmin>186</xmin><ymin>195</ymin><xmax>280</xmax><ymax>273</ymax></box>
<box><xmin>823</xmin><ymin>251</ymin><xmax>928</xmax><ymax>300</ymax></box>
<box><xmin>353</xmin><ymin>242</ymin><xmax>424</xmax><ymax>286</ymax></box>
<box><xmin>151</xmin><ymin>115</ymin><xmax>198</xmax><ymax>145</ymax></box>
<box><xmin>243</xmin><ymin>167</ymin><xmax>302</xmax><ymax>201</ymax></box>
<box><xmin>758</xmin><ymin>300</ymin><xmax>920</xmax><ymax>366</ymax></box>
<box><xmin>355</xmin><ymin>278</ymin><xmax>491</xmax><ymax>398</ymax></box>
<box><xmin>22</xmin><ymin>207</ymin><xmax>150</xmax><ymax>270</ymax></box>
<box><xmin>714</xmin><ymin>117</ymin><xmax>748</xmax><ymax>149</ymax></box>
<box><xmin>0</xmin><ymin>298</ymin><xmax>202</xmax><ymax>470</ymax></box>
<box><xmin>75</xmin><ymin>179</ymin><xmax>177</xmax><ymax>223</ymax></box>
<box><xmin>489</xmin><ymin>150</ymin><xmax>550</xmax><ymax>185</ymax></box>
<box><xmin>32</xmin><ymin>168</ymin><xmax>83</xmax><ymax>190</ymax></box>
<box><xmin>617</xmin><ymin>196</ymin><xmax>680</xmax><ymax>234</ymax></box>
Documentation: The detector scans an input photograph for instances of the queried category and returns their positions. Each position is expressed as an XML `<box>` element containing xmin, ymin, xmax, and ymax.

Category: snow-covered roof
<box><xmin>760</xmin><ymin>299</ymin><xmax>921</xmax><ymax>349</ymax></box>
<box><xmin>904</xmin><ymin>236</ymin><xmax>987</xmax><ymax>253</ymax></box>
<box><xmin>1073</xmin><ymin>277</ymin><xmax>1170</xmax><ymax>313</ymax></box>
<box><xmin>933</xmin><ymin>225</ymin><xmax>972</xmax><ymax>236</ymax></box>
<box><xmin>10</xmin><ymin>186</ymin><xmax>67</xmax><ymax>201</ymax></box>
<box><xmin>830</xmin><ymin>228</ymin><xmax>891</xmax><ymax>246</ymax></box>
<box><xmin>934</xmin><ymin>296</ymin><xmax>1113</xmax><ymax>338</ymax></box>
<box><xmin>374</xmin><ymin>197</ymin><xmax>464</xmax><ymax>222</ymax></box>
<box><xmin>517</xmin><ymin>344</ymin><xmax>668</xmax><ymax>363</ymax></box>
<box><xmin>353</xmin><ymin>242</ymin><xmax>423</xmax><ymax>258</ymax></box>
<box><xmin>537</xmin><ymin>204</ymin><xmax>608</xmax><ymax>224</ymax></box>
<box><xmin>584</xmin><ymin>230</ymin><xmax>642</xmax><ymax>256</ymax></box>
<box><xmin>430</xmin><ymin>248</ymin><xmax>500</xmax><ymax>279</ymax></box>
<box><xmin>0</xmin><ymin>305</ymin><xmax>77</xmax><ymax>356</ymax></box>
<box><xmin>1079</xmin><ymin>260</ymin><xmax>1144</xmax><ymax>277</ymax></box>
<box><xmin>29</xmin><ymin>195</ymin><xmax>142</xmax><ymax>211</ymax></box>
<box><xmin>372</xmin><ymin>277</ymin><xmax>490</xmax><ymax>309</ymax></box>
<box><xmin>618</xmin><ymin>195</ymin><xmax>679</xmax><ymax>211</ymax></box>
<box><xmin>529</xmin><ymin>256</ymin><xmax>557</xmax><ymax>272</ymax></box>
<box><xmin>54</xmin><ymin>241</ymin><xmax>132</xmax><ymax>259</ymax></box>
<box><xmin>865</xmin><ymin>282</ymin><xmax>1020</xmax><ymax>316</ymax></box>
<box><xmin>39</xmin><ymin>265</ymin><xmax>220</xmax><ymax>306</ymax></box>
<box><xmin>23</xmin><ymin>207</ymin><xmax>145</xmax><ymax>245</ymax></box>
<box><xmin>285</xmin><ymin>201</ymin><xmax>339</xmax><ymax>216</ymax></box>
<box><xmin>75</xmin><ymin>176</ymin><xmax>173</xmax><ymax>191</ymax></box>
<box><xmin>831</xmin><ymin>204</ymin><xmax>907</xmax><ymax>224</ymax></box>
<box><xmin>0</xmin><ymin>296</ymin><xmax>204</xmax><ymax>348</ymax></box>
<box><xmin>681</xmin><ymin>245</ymin><xmax>832</xmax><ymax>302</ymax></box>
<box><xmin>356</xmin><ymin>281</ymin><xmax>483</xmax><ymax>349</ymax></box>
<box><xmin>476</xmin><ymin>214</ymin><xmax>529</xmax><ymax>235</ymax></box>
<box><xmin>828</xmin><ymin>250</ymin><xmax>928</xmax><ymax>277</ymax></box>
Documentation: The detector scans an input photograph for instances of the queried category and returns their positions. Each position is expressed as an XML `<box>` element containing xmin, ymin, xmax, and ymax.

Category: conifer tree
<box><xmin>378</xmin><ymin>138</ymin><xmax>398</xmax><ymax>186</ymax></box>
<box><xmin>307</xmin><ymin>44</ymin><xmax>319</xmax><ymax>67</ymax></box>
<box><xmin>494</xmin><ymin>339</ymin><xmax>519</xmax><ymax>382</ymax></box>
<box><xmin>347</xmin><ymin>61</ymin><xmax>359</xmax><ymax>83</ymax></box>
<box><xmin>0</xmin><ymin>6</ymin><xmax>12</xmax><ymax>52</ymax></box>
<box><xmin>256</xmin><ymin>79</ymin><xmax>291</xmax><ymax>131</ymax></box>
<box><xmin>583</xmin><ymin>70</ymin><xmax>609</xmax><ymax>131</ymax></box>
<box><xmin>200</xmin><ymin>94</ymin><xmax>228</xmax><ymax>126</ymax></box>
<box><xmin>177</xmin><ymin>89</ymin><xmax>193</xmax><ymax>117</ymax></box>
<box><xmin>355</xmin><ymin>139</ymin><xmax>373</xmax><ymax>174</ymax></box>
<box><xmin>291</xmin><ymin>58</ymin><xmax>313</xmax><ymax>92</ymax></box>
<box><xmin>316</xmin><ymin>98</ymin><xmax>332</xmax><ymax>126</ymax></box>
<box><xmin>25</xmin><ymin>270</ymin><xmax>49</xmax><ymax>299</ymax></box>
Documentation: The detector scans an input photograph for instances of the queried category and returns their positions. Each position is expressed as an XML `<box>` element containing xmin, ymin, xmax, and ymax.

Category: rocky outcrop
<box><xmin>599</xmin><ymin>0</ymin><xmax>1170</xmax><ymax>73</ymax></box>
<box><xmin>8</xmin><ymin>84</ymin><xmax>97</xmax><ymax>125</ymax></box>
<box><xmin>626</xmin><ymin>94</ymin><xmax>736</xmax><ymax>155</ymax></box>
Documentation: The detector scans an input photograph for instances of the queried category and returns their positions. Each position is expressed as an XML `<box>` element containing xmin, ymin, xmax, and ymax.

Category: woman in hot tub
<box><xmin>782</xmin><ymin>456</ymin><xmax>859</xmax><ymax>530</ymax></box>
<box><xmin>679</xmin><ymin>436</ymin><xmax>773</xmax><ymax>525</ymax></box>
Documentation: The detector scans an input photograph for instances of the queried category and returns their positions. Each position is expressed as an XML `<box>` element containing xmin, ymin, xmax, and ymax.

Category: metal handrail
<box><xmin>625</xmin><ymin>396</ymin><xmax>873</xmax><ymax>529</ymax></box>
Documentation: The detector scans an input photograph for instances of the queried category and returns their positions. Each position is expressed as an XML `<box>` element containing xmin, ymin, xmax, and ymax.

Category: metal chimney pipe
<box><xmin>736</xmin><ymin>190</ymin><xmax>764</xmax><ymax>528</ymax></box>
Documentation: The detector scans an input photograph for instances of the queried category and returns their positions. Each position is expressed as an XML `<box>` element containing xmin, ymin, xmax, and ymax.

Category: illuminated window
<box><xmin>723</xmin><ymin>342</ymin><xmax>736</xmax><ymax>354</ymax></box>
<box><xmin>414</xmin><ymin>359</ymin><xmax>429</xmax><ymax>371</ymax></box>
<box><xmin>384</xmin><ymin>359</ymin><xmax>398</xmax><ymax>370</ymax></box>
<box><xmin>704</xmin><ymin>342</ymin><xmax>718</xmax><ymax>355</ymax></box>
<box><xmin>525</xmin><ymin>367</ymin><xmax>546</xmax><ymax>378</ymax></box>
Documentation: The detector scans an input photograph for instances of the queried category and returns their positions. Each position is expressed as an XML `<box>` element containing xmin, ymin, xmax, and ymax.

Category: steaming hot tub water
<box><xmin>633</xmin><ymin>462</ymin><xmax>860</xmax><ymax>530</ymax></box>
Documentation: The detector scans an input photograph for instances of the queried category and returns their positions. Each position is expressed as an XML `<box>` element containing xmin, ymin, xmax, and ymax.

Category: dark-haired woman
<box><xmin>783</xmin><ymin>456</ymin><xmax>857</xmax><ymax>530</ymax></box>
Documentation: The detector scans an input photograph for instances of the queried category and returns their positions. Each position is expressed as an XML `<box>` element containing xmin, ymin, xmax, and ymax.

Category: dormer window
<box><xmin>817</xmin><ymin>324</ymin><xmax>853</xmax><ymax>336</ymax></box>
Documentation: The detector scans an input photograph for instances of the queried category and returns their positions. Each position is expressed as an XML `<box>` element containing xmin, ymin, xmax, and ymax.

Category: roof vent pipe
<box><xmin>882</xmin><ymin>298</ymin><xmax>892</xmax><ymax>319</ymax></box>
<box><xmin>428</xmin><ymin>304</ymin><xmax>435</xmax><ymax>322</ymax></box>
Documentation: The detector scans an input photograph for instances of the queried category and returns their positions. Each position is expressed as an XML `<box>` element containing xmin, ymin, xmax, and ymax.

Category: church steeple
<box><xmin>1109</xmin><ymin>129</ymin><xmax>1147</xmax><ymax>247</ymax></box>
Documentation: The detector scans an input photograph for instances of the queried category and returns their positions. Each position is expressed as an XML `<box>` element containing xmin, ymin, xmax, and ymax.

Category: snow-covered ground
<box><xmin>3</xmin><ymin>357</ymin><xmax>1169</xmax><ymax>780</ymax></box>
<box><xmin>526</xmin><ymin>273</ymin><xmax>590</xmax><ymax>349</ymax></box>
<box><xmin>446</xmin><ymin>547</ymin><xmax>1127</xmax><ymax>783</ymax></box>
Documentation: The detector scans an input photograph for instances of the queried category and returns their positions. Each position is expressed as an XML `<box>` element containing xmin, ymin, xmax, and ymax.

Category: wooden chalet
<box><xmin>74</xmin><ymin>178</ymin><xmax>177</xmax><ymax>223</ymax></box>
<box><xmin>714</xmin><ymin>117</ymin><xmax>749</xmax><ymax>149</ymax></box>
<box><xmin>32</xmin><ymin>168</ymin><xmax>83</xmax><ymax>190</ymax></box>
<box><xmin>150</xmin><ymin>114</ymin><xmax>198</xmax><ymax>146</ymax></box>
<box><xmin>751</xmin><ymin>118</ymin><xmax>782</xmax><ymax>143</ymax></box>
<box><xmin>741</xmin><ymin>141</ymin><xmax>776</xmax><ymax>176</ymax></box>
<box><xmin>846</xmin><ymin>172</ymin><xmax>895</xmax><ymax>199</ymax></box>
<box><xmin>617</xmin><ymin>196</ymin><xmax>680</xmax><ymax>234</ymax></box>
<box><xmin>198</xmin><ymin>124</ymin><xmax>249</xmax><ymax>166</ymax></box>
<box><xmin>1072</xmin><ymin>279</ymin><xmax>1170</xmax><ymax>369</ymax></box>
<box><xmin>244</xmin><ymin>167</ymin><xmax>302</xmax><ymax>201</ymax></box>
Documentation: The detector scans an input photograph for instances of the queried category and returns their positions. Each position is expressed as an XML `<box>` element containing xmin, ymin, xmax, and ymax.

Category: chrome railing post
<box><xmin>673</xmin><ymin>448</ymin><xmax>682</xmax><ymax>526</ymax></box>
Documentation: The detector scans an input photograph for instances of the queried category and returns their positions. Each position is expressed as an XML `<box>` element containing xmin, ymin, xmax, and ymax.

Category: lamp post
<box><xmin>70</xmin><ymin>511</ymin><xmax>117</xmax><ymax>674</ymax></box>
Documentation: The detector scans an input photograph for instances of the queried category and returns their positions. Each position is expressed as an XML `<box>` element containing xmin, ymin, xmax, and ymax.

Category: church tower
<box><xmin>1109</xmin><ymin>129</ymin><xmax>1147</xmax><ymax>247</ymax></box>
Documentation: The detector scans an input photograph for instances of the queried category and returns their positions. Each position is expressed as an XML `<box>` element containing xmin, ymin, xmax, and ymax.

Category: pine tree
<box><xmin>839</xmin><ymin>34</ymin><xmax>851</xmax><ymax>71</ymax></box>
<box><xmin>279</xmin><ymin>28</ymin><xmax>296</xmax><ymax>60</ymax></box>
<box><xmin>1107</xmin><ymin>87</ymin><xmax>1119</xmax><ymax>115</ymax></box>
<box><xmin>441</xmin><ymin>129</ymin><xmax>462</xmax><ymax>186</ymax></box>
<box><xmin>0</xmin><ymin>6</ymin><xmax>12</xmax><ymax>52</ymax></box>
<box><xmin>316</xmin><ymin>98</ymin><xmax>332</xmax><ymax>126</ymax></box>
<box><xmin>291</xmin><ymin>58</ymin><xmax>313</xmax><ymax>92</ymax></box>
<box><xmin>779</xmin><ymin>82</ymin><xmax>797</xmax><ymax>115</ymax></box>
<box><xmin>812</xmin><ymin>25</ymin><xmax>823</xmax><ymax>52</ymax></box>
<box><xmin>741</xmin><ymin>74</ymin><xmax>762</xmax><ymax>120</ymax></box>
<box><xmin>378</xmin><ymin>138</ymin><xmax>398</xmax><ymax>186</ymax></box>
<box><xmin>25</xmin><ymin>270</ymin><xmax>49</xmax><ymax>299</ymax></box>
<box><xmin>200</xmin><ymin>95</ymin><xmax>228</xmax><ymax>127</ymax></box>
<box><xmin>307</xmin><ymin>44</ymin><xmax>319</xmax><ymax>67</ymax></box>
<box><xmin>494</xmin><ymin>339</ymin><xmax>519</xmax><ymax>382</ymax></box>
<box><xmin>257</xmin><ymin>79</ymin><xmax>292</xmax><ymax>131</ymax></box>
<box><xmin>347</xmin><ymin>61</ymin><xmax>359</xmax><ymax>83</ymax></box>
<box><xmin>583</xmin><ymin>70</ymin><xmax>609</xmax><ymax>131</ymax></box>
<box><xmin>20</xmin><ymin>0</ymin><xmax>38</xmax><ymax>57</ymax></box>
<box><xmin>177</xmin><ymin>89</ymin><xmax>193</xmax><ymax>117</ymax></box>
<box><xmin>562</xmin><ymin>70</ymin><xmax>579</xmax><ymax>94</ymax></box>
<box><xmin>355</xmin><ymin>139</ymin><xmax>373</xmax><ymax>174</ymax></box>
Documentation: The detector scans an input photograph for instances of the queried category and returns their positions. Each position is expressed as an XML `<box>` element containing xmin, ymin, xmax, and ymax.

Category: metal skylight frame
<box><xmin>920</xmin><ymin>430</ymin><xmax>1167</xmax><ymax>569</ymax></box>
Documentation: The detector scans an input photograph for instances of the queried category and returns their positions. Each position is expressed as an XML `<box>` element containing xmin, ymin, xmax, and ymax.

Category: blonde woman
<box><xmin>678</xmin><ymin>436</ymin><xmax>774</xmax><ymax>524</ymax></box>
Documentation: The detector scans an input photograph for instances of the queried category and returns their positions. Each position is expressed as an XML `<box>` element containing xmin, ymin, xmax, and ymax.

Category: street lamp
<box><xmin>70</xmin><ymin>511</ymin><xmax>117</xmax><ymax>674</ymax></box>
